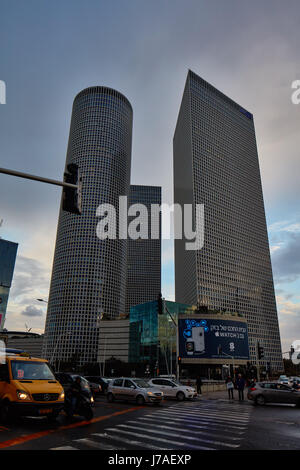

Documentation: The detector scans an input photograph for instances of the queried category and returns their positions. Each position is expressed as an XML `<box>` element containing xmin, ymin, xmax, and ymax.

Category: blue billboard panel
<box><xmin>0</xmin><ymin>239</ymin><xmax>18</xmax><ymax>287</ymax></box>
<box><xmin>179</xmin><ymin>318</ymin><xmax>249</xmax><ymax>360</ymax></box>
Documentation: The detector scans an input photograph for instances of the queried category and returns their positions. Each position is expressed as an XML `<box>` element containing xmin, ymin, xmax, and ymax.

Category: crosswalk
<box><xmin>51</xmin><ymin>400</ymin><xmax>252</xmax><ymax>450</ymax></box>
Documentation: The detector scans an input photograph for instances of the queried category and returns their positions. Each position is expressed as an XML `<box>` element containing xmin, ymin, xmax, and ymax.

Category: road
<box><xmin>0</xmin><ymin>395</ymin><xmax>300</xmax><ymax>450</ymax></box>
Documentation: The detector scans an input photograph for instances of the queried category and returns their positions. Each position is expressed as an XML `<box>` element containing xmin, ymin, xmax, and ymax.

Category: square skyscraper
<box><xmin>173</xmin><ymin>70</ymin><xmax>282</xmax><ymax>372</ymax></box>
<box><xmin>125</xmin><ymin>185</ymin><xmax>161</xmax><ymax>315</ymax></box>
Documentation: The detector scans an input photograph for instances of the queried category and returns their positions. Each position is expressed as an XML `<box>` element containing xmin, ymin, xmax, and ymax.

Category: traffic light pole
<box><xmin>256</xmin><ymin>342</ymin><xmax>261</xmax><ymax>381</ymax></box>
<box><xmin>164</xmin><ymin>304</ymin><xmax>179</xmax><ymax>380</ymax></box>
<box><xmin>0</xmin><ymin>167</ymin><xmax>78</xmax><ymax>190</ymax></box>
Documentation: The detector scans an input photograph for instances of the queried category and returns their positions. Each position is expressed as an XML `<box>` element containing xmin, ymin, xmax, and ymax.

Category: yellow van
<box><xmin>0</xmin><ymin>351</ymin><xmax>65</xmax><ymax>422</ymax></box>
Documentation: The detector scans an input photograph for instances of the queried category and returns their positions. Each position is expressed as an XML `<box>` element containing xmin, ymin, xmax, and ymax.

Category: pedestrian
<box><xmin>236</xmin><ymin>374</ymin><xmax>246</xmax><ymax>401</ymax></box>
<box><xmin>196</xmin><ymin>375</ymin><xmax>203</xmax><ymax>395</ymax></box>
<box><xmin>226</xmin><ymin>376</ymin><xmax>234</xmax><ymax>400</ymax></box>
<box><xmin>249</xmin><ymin>377</ymin><xmax>256</xmax><ymax>388</ymax></box>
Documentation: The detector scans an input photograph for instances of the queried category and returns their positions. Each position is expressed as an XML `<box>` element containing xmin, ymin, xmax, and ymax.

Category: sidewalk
<box><xmin>197</xmin><ymin>388</ymin><xmax>252</xmax><ymax>404</ymax></box>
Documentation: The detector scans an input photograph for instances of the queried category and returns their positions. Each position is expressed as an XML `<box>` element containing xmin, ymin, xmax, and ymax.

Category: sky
<box><xmin>0</xmin><ymin>0</ymin><xmax>299</xmax><ymax>354</ymax></box>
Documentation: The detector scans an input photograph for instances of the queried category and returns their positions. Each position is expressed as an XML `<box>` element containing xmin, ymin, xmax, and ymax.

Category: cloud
<box><xmin>277</xmin><ymin>295</ymin><xmax>300</xmax><ymax>352</ymax></box>
<box><xmin>271</xmin><ymin>232</ymin><xmax>300</xmax><ymax>283</ymax></box>
<box><xmin>21</xmin><ymin>305</ymin><xmax>44</xmax><ymax>317</ymax></box>
<box><xmin>4</xmin><ymin>254</ymin><xmax>50</xmax><ymax>333</ymax></box>
<box><xmin>9</xmin><ymin>255</ymin><xmax>50</xmax><ymax>300</ymax></box>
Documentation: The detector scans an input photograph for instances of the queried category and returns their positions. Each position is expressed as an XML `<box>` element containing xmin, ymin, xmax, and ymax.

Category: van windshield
<box><xmin>11</xmin><ymin>361</ymin><xmax>55</xmax><ymax>381</ymax></box>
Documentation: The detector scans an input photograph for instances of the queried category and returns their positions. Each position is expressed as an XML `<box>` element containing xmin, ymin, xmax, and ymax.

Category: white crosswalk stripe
<box><xmin>50</xmin><ymin>446</ymin><xmax>79</xmax><ymax>450</ymax></box>
<box><xmin>73</xmin><ymin>438</ymin><xmax>125</xmax><ymax>450</ymax></box>
<box><xmin>114</xmin><ymin>423</ymin><xmax>240</xmax><ymax>448</ymax></box>
<box><xmin>50</xmin><ymin>400</ymin><xmax>252</xmax><ymax>450</ymax></box>
<box><xmin>103</xmin><ymin>427</ymin><xmax>214</xmax><ymax>450</ymax></box>
<box><xmin>135</xmin><ymin>415</ymin><xmax>246</xmax><ymax>434</ymax></box>
<box><xmin>92</xmin><ymin>432</ymin><xmax>171</xmax><ymax>450</ymax></box>
<box><xmin>127</xmin><ymin>418</ymin><xmax>243</xmax><ymax>439</ymax></box>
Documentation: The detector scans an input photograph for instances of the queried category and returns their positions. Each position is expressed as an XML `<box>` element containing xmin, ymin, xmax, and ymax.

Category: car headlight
<box><xmin>147</xmin><ymin>391</ymin><xmax>155</xmax><ymax>396</ymax></box>
<box><xmin>17</xmin><ymin>390</ymin><xmax>31</xmax><ymax>401</ymax></box>
<box><xmin>59</xmin><ymin>391</ymin><xmax>65</xmax><ymax>401</ymax></box>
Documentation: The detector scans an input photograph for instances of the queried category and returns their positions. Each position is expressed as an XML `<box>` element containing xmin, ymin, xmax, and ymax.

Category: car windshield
<box><xmin>134</xmin><ymin>379</ymin><xmax>151</xmax><ymax>388</ymax></box>
<box><xmin>11</xmin><ymin>361</ymin><xmax>55</xmax><ymax>381</ymax></box>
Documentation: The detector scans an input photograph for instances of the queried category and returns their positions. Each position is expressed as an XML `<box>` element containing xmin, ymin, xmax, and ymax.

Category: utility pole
<box><xmin>157</xmin><ymin>294</ymin><xmax>179</xmax><ymax>379</ymax></box>
<box><xmin>164</xmin><ymin>304</ymin><xmax>179</xmax><ymax>380</ymax></box>
<box><xmin>256</xmin><ymin>341</ymin><xmax>261</xmax><ymax>381</ymax></box>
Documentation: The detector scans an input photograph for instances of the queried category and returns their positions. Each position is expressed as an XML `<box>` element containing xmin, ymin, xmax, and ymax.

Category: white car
<box><xmin>148</xmin><ymin>378</ymin><xmax>197</xmax><ymax>401</ymax></box>
<box><xmin>278</xmin><ymin>375</ymin><xmax>290</xmax><ymax>385</ymax></box>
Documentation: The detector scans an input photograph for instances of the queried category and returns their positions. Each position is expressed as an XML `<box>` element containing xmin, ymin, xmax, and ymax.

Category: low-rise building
<box><xmin>1</xmin><ymin>331</ymin><xmax>44</xmax><ymax>358</ymax></box>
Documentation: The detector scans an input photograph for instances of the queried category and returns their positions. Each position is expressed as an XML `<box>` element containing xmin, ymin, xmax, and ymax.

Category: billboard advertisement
<box><xmin>179</xmin><ymin>318</ymin><xmax>249</xmax><ymax>360</ymax></box>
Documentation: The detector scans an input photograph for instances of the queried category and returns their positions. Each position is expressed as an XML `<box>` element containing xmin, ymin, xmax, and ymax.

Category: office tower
<box><xmin>173</xmin><ymin>70</ymin><xmax>283</xmax><ymax>371</ymax></box>
<box><xmin>125</xmin><ymin>185</ymin><xmax>161</xmax><ymax>314</ymax></box>
<box><xmin>0</xmin><ymin>239</ymin><xmax>18</xmax><ymax>330</ymax></box>
<box><xmin>43</xmin><ymin>87</ymin><xmax>133</xmax><ymax>366</ymax></box>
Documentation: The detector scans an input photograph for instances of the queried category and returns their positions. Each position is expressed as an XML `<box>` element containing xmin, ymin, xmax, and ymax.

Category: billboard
<box><xmin>179</xmin><ymin>318</ymin><xmax>249</xmax><ymax>360</ymax></box>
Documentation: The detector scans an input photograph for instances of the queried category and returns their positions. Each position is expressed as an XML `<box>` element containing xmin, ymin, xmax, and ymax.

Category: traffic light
<box><xmin>62</xmin><ymin>163</ymin><xmax>82</xmax><ymax>214</ymax></box>
<box><xmin>257</xmin><ymin>343</ymin><xmax>265</xmax><ymax>359</ymax></box>
<box><xmin>157</xmin><ymin>293</ymin><xmax>164</xmax><ymax>315</ymax></box>
<box><xmin>178</xmin><ymin>356</ymin><xmax>181</xmax><ymax>365</ymax></box>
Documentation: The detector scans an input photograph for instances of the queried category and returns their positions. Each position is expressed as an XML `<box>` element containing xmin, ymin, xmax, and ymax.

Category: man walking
<box><xmin>196</xmin><ymin>375</ymin><xmax>203</xmax><ymax>395</ymax></box>
<box><xmin>236</xmin><ymin>374</ymin><xmax>246</xmax><ymax>401</ymax></box>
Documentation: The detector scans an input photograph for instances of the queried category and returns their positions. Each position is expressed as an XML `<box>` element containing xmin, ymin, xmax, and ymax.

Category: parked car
<box><xmin>55</xmin><ymin>372</ymin><xmax>94</xmax><ymax>404</ymax></box>
<box><xmin>83</xmin><ymin>378</ymin><xmax>101</xmax><ymax>397</ymax></box>
<box><xmin>147</xmin><ymin>377</ymin><xmax>197</xmax><ymax>401</ymax></box>
<box><xmin>107</xmin><ymin>377</ymin><xmax>163</xmax><ymax>405</ymax></box>
<box><xmin>248</xmin><ymin>381</ymin><xmax>300</xmax><ymax>406</ymax></box>
<box><xmin>278</xmin><ymin>375</ymin><xmax>290</xmax><ymax>385</ymax></box>
<box><xmin>289</xmin><ymin>376</ymin><xmax>300</xmax><ymax>383</ymax></box>
<box><xmin>84</xmin><ymin>376</ymin><xmax>111</xmax><ymax>395</ymax></box>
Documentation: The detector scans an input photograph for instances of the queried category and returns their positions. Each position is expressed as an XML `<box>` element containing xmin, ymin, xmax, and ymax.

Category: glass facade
<box><xmin>129</xmin><ymin>300</ymin><xmax>192</xmax><ymax>375</ymax></box>
<box><xmin>125</xmin><ymin>185</ymin><xmax>161</xmax><ymax>315</ymax></box>
<box><xmin>43</xmin><ymin>87</ymin><xmax>133</xmax><ymax>366</ymax></box>
<box><xmin>0</xmin><ymin>239</ymin><xmax>18</xmax><ymax>330</ymax></box>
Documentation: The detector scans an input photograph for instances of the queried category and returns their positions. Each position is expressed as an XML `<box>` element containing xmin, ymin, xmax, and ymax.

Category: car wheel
<box><xmin>255</xmin><ymin>395</ymin><xmax>265</xmax><ymax>406</ymax></box>
<box><xmin>136</xmin><ymin>395</ymin><xmax>145</xmax><ymax>406</ymax></box>
<box><xmin>176</xmin><ymin>392</ymin><xmax>185</xmax><ymax>402</ymax></box>
<box><xmin>0</xmin><ymin>400</ymin><xmax>12</xmax><ymax>424</ymax></box>
<box><xmin>107</xmin><ymin>393</ymin><xmax>115</xmax><ymax>403</ymax></box>
<box><xmin>84</xmin><ymin>408</ymin><xmax>94</xmax><ymax>421</ymax></box>
<box><xmin>46</xmin><ymin>411</ymin><xmax>60</xmax><ymax>423</ymax></box>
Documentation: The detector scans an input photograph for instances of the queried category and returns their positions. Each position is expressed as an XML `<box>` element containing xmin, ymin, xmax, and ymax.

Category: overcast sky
<box><xmin>0</xmin><ymin>0</ymin><xmax>300</xmax><ymax>354</ymax></box>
